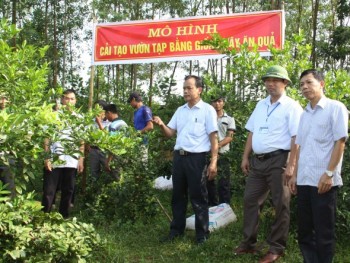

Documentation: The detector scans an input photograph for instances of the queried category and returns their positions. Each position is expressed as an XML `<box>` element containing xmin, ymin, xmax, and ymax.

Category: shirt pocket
<box><xmin>314</xmin><ymin>121</ymin><xmax>331</xmax><ymax>144</ymax></box>
<box><xmin>189</xmin><ymin>121</ymin><xmax>206</xmax><ymax>137</ymax></box>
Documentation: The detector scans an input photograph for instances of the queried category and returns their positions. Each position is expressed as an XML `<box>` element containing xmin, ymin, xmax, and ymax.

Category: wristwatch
<box><xmin>325</xmin><ymin>170</ymin><xmax>333</xmax><ymax>178</ymax></box>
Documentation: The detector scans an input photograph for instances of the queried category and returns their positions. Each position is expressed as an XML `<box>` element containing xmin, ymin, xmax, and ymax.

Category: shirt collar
<box><xmin>265</xmin><ymin>93</ymin><xmax>287</xmax><ymax>106</ymax></box>
<box><xmin>111</xmin><ymin>117</ymin><xmax>122</xmax><ymax>122</ymax></box>
<box><xmin>184</xmin><ymin>99</ymin><xmax>204</xmax><ymax>109</ymax></box>
<box><xmin>306</xmin><ymin>96</ymin><xmax>327</xmax><ymax>112</ymax></box>
<box><xmin>219</xmin><ymin>111</ymin><xmax>228</xmax><ymax>118</ymax></box>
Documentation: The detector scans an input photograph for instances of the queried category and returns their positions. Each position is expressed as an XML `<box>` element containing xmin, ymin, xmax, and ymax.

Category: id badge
<box><xmin>259</xmin><ymin>126</ymin><xmax>269</xmax><ymax>134</ymax></box>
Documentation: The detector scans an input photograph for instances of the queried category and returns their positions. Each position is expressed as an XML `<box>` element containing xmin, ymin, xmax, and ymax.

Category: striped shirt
<box><xmin>296</xmin><ymin>96</ymin><xmax>349</xmax><ymax>187</ymax></box>
<box><xmin>217</xmin><ymin>111</ymin><xmax>236</xmax><ymax>154</ymax></box>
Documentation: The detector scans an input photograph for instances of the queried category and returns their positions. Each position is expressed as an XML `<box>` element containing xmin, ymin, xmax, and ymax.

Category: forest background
<box><xmin>0</xmin><ymin>0</ymin><xmax>350</xmax><ymax>262</ymax></box>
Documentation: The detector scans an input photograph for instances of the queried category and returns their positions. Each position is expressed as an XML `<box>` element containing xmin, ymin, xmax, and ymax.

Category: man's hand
<box><xmin>77</xmin><ymin>158</ymin><xmax>84</xmax><ymax>173</ymax></box>
<box><xmin>288</xmin><ymin>176</ymin><xmax>297</xmax><ymax>195</ymax></box>
<box><xmin>152</xmin><ymin>116</ymin><xmax>164</xmax><ymax>127</ymax></box>
<box><xmin>44</xmin><ymin>159</ymin><xmax>52</xmax><ymax>171</ymax></box>
<box><xmin>283</xmin><ymin>164</ymin><xmax>295</xmax><ymax>185</ymax></box>
<box><xmin>206</xmin><ymin>161</ymin><xmax>217</xmax><ymax>181</ymax></box>
<box><xmin>105</xmin><ymin>159</ymin><xmax>111</xmax><ymax>172</ymax></box>
<box><xmin>241</xmin><ymin>157</ymin><xmax>250</xmax><ymax>176</ymax></box>
<box><xmin>318</xmin><ymin>173</ymin><xmax>333</xmax><ymax>194</ymax></box>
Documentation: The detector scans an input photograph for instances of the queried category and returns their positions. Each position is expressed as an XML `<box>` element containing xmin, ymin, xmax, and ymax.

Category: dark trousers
<box><xmin>207</xmin><ymin>155</ymin><xmax>231</xmax><ymax>206</ymax></box>
<box><xmin>170</xmin><ymin>151</ymin><xmax>209</xmax><ymax>240</ymax></box>
<box><xmin>297</xmin><ymin>186</ymin><xmax>337</xmax><ymax>263</ymax></box>
<box><xmin>241</xmin><ymin>152</ymin><xmax>290</xmax><ymax>255</ymax></box>
<box><xmin>0</xmin><ymin>166</ymin><xmax>15</xmax><ymax>198</ymax></box>
<box><xmin>42</xmin><ymin>167</ymin><xmax>76</xmax><ymax>218</ymax></box>
<box><xmin>89</xmin><ymin>147</ymin><xmax>106</xmax><ymax>181</ymax></box>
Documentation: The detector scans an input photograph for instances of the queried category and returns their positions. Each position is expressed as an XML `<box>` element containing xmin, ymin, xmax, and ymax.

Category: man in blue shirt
<box><xmin>128</xmin><ymin>92</ymin><xmax>153</xmax><ymax>161</ymax></box>
<box><xmin>127</xmin><ymin>92</ymin><xmax>153</xmax><ymax>134</ymax></box>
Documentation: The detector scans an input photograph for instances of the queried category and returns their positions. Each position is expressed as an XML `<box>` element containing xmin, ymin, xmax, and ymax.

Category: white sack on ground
<box><xmin>186</xmin><ymin>203</ymin><xmax>237</xmax><ymax>232</ymax></box>
<box><xmin>154</xmin><ymin>176</ymin><xmax>173</xmax><ymax>190</ymax></box>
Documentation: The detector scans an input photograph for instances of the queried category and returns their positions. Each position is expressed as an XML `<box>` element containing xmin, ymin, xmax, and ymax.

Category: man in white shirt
<box><xmin>234</xmin><ymin>65</ymin><xmax>303</xmax><ymax>263</ymax></box>
<box><xmin>153</xmin><ymin>75</ymin><xmax>218</xmax><ymax>245</ymax></box>
<box><xmin>42</xmin><ymin>89</ymin><xmax>84</xmax><ymax>218</ymax></box>
<box><xmin>288</xmin><ymin>69</ymin><xmax>348</xmax><ymax>263</ymax></box>
<box><xmin>207</xmin><ymin>94</ymin><xmax>236</xmax><ymax>206</ymax></box>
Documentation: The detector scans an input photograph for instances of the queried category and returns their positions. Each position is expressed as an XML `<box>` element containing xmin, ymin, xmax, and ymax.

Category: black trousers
<box><xmin>0</xmin><ymin>166</ymin><xmax>15</xmax><ymax>198</ymax></box>
<box><xmin>170</xmin><ymin>151</ymin><xmax>209</xmax><ymax>240</ymax></box>
<box><xmin>42</xmin><ymin>167</ymin><xmax>76</xmax><ymax>218</ymax></box>
<box><xmin>297</xmin><ymin>185</ymin><xmax>337</xmax><ymax>263</ymax></box>
<box><xmin>207</xmin><ymin>155</ymin><xmax>231</xmax><ymax>206</ymax></box>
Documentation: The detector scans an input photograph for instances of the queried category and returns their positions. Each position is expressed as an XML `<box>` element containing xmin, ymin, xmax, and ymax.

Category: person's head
<box><xmin>94</xmin><ymin>99</ymin><xmax>108</xmax><ymax>119</ymax></box>
<box><xmin>127</xmin><ymin>92</ymin><xmax>142</xmax><ymax>109</ymax></box>
<box><xmin>183</xmin><ymin>75</ymin><xmax>203</xmax><ymax>105</ymax></box>
<box><xmin>211</xmin><ymin>93</ymin><xmax>225</xmax><ymax>112</ymax></box>
<box><xmin>94</xmin><ymin>99</ymin><xmax>108</xmax><ymax>110</ymax></box>
<box><xmin>261</xmin><ymin>65</ymin><xmax>291</xmax><ymax>100</ymax></box>
<box><xmin>61</xmin><ymin>89</ymin><xmax>77</xmax><ymax>107</ymax></box>
<box><xmin>299</xmin><ymin>69</ymin><xmax>325</xmax><ymax>103</ymax></box>
<box><xmin>104</xmin><ymin>104</ymin><xmax>119</xmax><ymax>121</ymax></box>
<box><xmin>0</xmin><ymin>95</ymin><xmax>9</xmax><ymax>110</ymax></box>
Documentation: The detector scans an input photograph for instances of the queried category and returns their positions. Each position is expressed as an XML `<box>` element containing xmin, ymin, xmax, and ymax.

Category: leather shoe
<box><xmin>233</xmin><ymin>246</ymin><xmax>259</xmax><ymax>255</ymax></box>
<box><xmin>196</xmin><ymin>237</ymin><xmax>208</xmax><ymax>245</ymax></box>
<box><xmin>259</xmin><ymin>252</ymin><xmax>282</xmax><ymax>263</ymax></box>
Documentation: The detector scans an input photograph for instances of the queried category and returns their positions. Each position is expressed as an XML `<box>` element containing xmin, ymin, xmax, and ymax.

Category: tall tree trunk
<box><xmin>116</xmin><ymin>64</ymin><xmax>120</xmax><ymax>98</ymax></box>
<box><xmin>45</xmin><ymin>0</ymin><xmax>49</xmax><ymax>44</ymax></box>
<box><xmin>52</xmin><ymin>0</ymin><xmax>58</xmax><ymax>88</ymax></box>
<box><xmin>62</xmin><ymin>0</ymin><xmax>67</xmax><ymax>89</ymax></box>
<box><xmin>112</xmin><ymin>65</ymin><xmax>116</xmax><ymax>96</ymax></box>
<box><xmin>129</xmin><ymin>65</ymin><xmax>133</xmax><ymax>91</ymax></box>
<box><xmin>122</xmin><ymin>65</ymin><xmax>125</xmax><ymax>97</ymax></box>
<box><xmin>149</xmin><ymin>63</ymin><xmax>153</xmax><ymax>107</ymax></box>
<box><xmin>167</xmin><ymin>61</ymin><xmax>178</xmax><ymax>101</ymax></box>
<box><xmin>11</xmin><ymin>0</ymin><xmax>16</xmax><ymax>47</ymax></box>
<box><xmin>311</xmin><ymin>0</ymin><xmax>319</xmax><ymax>67</ymax></box>
<box><xmin>133</xmin><ymin>64</ymin><xmax>137</xmax><ymax>90</ymax></box>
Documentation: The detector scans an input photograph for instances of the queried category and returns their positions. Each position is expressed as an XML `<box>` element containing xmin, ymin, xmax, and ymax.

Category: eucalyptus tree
<box><xmin>318</xmin><ymin>0</ymin><xmax>350</xmax><ymax>70</ymax></box>
<box><xmin>0</xmin><ymin>0</ymin><xmax>89</xmax><ymax>92</ymax></box>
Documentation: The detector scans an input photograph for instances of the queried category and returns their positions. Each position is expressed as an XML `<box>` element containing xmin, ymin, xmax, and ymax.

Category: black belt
<box><xmin>175</xmin><ymin>150</ymin><xmax>208</xmax><ymax>156</ymax></box>
<box><xmin>254</xmin><ymin>149</ymin><xmax>289</xmax><ymax>160</ymax></box>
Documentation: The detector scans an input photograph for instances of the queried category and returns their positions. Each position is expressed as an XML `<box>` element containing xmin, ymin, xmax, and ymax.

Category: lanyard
<box><xmin>266</xmin><ymin>103</ymin><xmax>280</xmax><ymax>121</ymax></box>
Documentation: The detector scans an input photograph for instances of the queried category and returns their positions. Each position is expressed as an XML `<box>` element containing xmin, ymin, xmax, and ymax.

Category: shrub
<box><xmin>0</xmin><ymin>183</ymin><xmax>103</xmax><ymax>263</ymax></box>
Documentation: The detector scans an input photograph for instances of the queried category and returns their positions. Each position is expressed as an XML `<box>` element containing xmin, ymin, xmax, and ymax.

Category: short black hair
<box><xmin>104</xmin><ymin>104</ymin><xmax>119</xmax><ymax>114</ymax></box>
<box><xmin>62</xmin><ymin>89</ymin><xmax>76</xmax><ymax>96</ymax></box>
<box><xmin>184</xmin><ymin>75</ymin><xmax>203</xmax><ymax>88</ymax></box>
<box><xmin>300</xmin><ymin>69</ymin><xmax>324</xmax><ymax>82</ymax></box>
<box><xmin>94</xmin><ymin>99</ymin><xmax>108</xmax><ymax>109</ymax></box>
<box><xmin>127</xmin><ymin>92</ymin><xmax>142</xmax><ymax>103</ymax></box>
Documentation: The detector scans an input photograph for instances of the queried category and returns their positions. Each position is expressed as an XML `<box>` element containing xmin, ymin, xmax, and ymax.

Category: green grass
<box><xmin>72</xmin><ymin>190</ymin><xmax>350</xmax><ymax>263</ymax></box>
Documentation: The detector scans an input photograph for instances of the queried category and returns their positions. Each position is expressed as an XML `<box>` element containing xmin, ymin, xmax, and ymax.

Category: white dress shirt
<box><xmin>168</xmin><ymin>99</ymin><xmax>218</xmax><ymax>153</ymax></box>
<box><xmin>296</xmin><ymin>96</ymin><xmax>349</xmax><ymax>187</ymax></box>
<box><xmin>245</xmin><ymin>94</ymin><xmax>303</xmax><ymax>154</ymax></box>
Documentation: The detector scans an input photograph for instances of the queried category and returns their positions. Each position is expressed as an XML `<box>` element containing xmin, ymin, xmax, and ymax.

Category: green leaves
<box><xmin>0</xmin><ymin>193</ymin><xmax>103</xmax><ymax>262</ymax></box>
